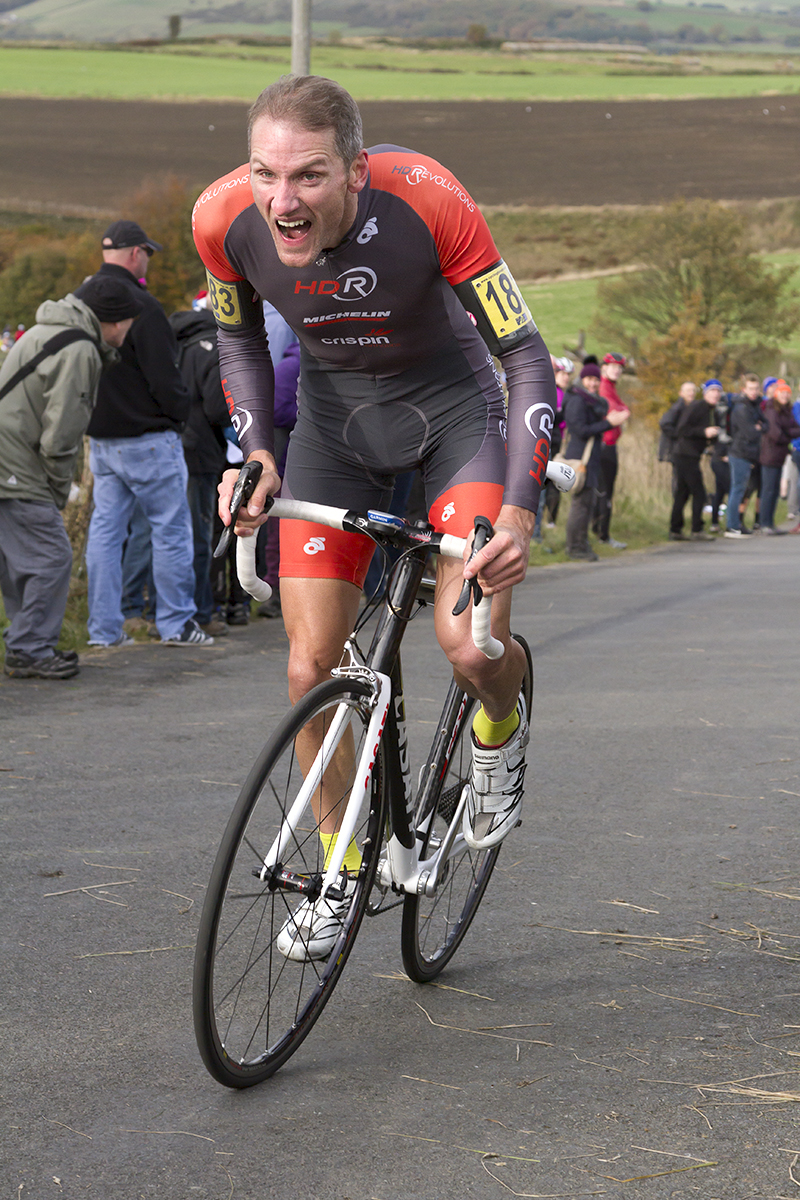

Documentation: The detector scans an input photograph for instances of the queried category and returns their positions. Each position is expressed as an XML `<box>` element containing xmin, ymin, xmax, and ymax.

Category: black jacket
<box><xmin>562</xmin><ymin>385</ymin><xmax>611</xmax><ymax>489</ymax></box>
<box><xmin>729</xmin><ymin>394</ymin><xmax>766</xmax><ymax>463</ymax></box>
<box><xmin>169</xmin><ymin>309</ymin><xmax>229</xmax><ymax>476</ymax></box>
<box><xmin>673</xmin><ymin>397</ymin><xmax>715</xmax><ymax>459</ymax></box>
<box><xmin>87</xmin><ymin>263</ymin><xmax>190</xmax><ymax>439</ymax></box>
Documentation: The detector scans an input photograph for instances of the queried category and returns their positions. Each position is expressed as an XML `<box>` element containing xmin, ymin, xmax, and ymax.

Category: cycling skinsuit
<box><xmin>193</xmin><ymin>145</ymin><xmax>556</xmax><ymax>586</ymax></box>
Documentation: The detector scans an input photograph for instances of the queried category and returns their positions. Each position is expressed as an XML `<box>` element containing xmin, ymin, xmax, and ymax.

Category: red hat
<box><xmin>603</xmin><ymin>352</ymin><xmax>626</xmax><ymax>366</ymax></box>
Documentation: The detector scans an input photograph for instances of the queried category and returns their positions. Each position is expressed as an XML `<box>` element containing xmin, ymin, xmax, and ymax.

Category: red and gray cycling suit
<box><xmin>192</xmin><ymin>145</ymin><xmax>556</xmax><ymax>584</ymax></box>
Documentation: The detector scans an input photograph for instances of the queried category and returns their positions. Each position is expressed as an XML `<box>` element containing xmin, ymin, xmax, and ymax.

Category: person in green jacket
<box><xmin>0</xmin><ymin>275</ymin><xmax>142</xmax><ymax>680</ymax></box>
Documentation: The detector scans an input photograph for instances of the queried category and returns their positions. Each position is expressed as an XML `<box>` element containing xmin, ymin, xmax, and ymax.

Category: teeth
<box><xmin>277</xmin><ymin>219</ymin><xmax>307</xmax><ymax>228</ymax></box>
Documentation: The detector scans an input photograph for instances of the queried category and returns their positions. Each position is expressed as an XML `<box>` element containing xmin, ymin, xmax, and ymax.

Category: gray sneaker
<box><xmin>87</xmin><ymin>632</ymin><xmax>134</xmax><ymax>648</ymax></box>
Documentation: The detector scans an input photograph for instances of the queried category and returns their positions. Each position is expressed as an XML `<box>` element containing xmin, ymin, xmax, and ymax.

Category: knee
<box><xmin>439</xmin><ymin>625</ymin><xmax>494</xmax><ymax>688</ymax></box>
<box><xmin>287</xmin><ymin>639</ymin><xmax>340</xmax><ymax>704</ymax></box>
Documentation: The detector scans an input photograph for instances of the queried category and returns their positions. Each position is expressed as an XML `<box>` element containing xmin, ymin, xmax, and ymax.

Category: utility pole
<box><xmin>291</xmin><ymin>0</ymin><xmax>311</xmax><ymax>75</ymax></box>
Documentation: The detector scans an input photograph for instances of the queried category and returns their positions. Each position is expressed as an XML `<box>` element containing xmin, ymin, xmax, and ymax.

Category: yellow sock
<box><xmin>319</xmin><ymin>831</ymin><xmax>363</xmax><ymax>873</ymax></box>
<box><xmin>472</xmin><ymin>704</ymin><xmax>520</xmax><ymax>748</ymax></box>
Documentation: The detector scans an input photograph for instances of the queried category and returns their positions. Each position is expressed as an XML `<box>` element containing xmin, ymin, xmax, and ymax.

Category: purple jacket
<box><xmin>759</xmin><ymin>399</ymin><xmax>800</xmax><ymax>468</ymax></box>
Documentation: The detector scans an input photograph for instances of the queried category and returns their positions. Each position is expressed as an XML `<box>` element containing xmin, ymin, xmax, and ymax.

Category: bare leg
<box><xmin>433</xmin><ymin>556</ymin><xmax>524</xmax><ymax>720</ymax></box>
<box><xmin>281</xmin><ymin>576</ymin><xmax>363</xmax><ymax>836</ymax></box>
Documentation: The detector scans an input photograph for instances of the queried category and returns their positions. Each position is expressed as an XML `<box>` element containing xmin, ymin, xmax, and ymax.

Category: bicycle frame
<box><xmin>232</xmin><ymin>455</ymin><xmax>575</xmax><ymax>905</ymax></box>
<box><xmin>250</xmin><ymin>538</ymin><xmax>475</xmax><ymax>905</ymax></box>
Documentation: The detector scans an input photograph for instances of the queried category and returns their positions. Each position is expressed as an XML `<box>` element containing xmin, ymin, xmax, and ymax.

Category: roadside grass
<box><xmin>520</xmin><ymin>247</ymin><xmax>800</xmax><ymax>365</ymax></box>
<box><xmin>522</xmin><ymin>275</ymin><xmax>601</xmax><ymax>359</ymax></box>
<box><xmin>1</xmin><ymin>43</ymin><xmax>800</xmax><ymax>101</ymax></box>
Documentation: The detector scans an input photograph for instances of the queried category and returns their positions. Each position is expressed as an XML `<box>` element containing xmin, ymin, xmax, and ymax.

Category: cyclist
<box><xmin>193</xmin><ymin>75</ymin><xmax>556</xmax><ymax>958</ymax></box>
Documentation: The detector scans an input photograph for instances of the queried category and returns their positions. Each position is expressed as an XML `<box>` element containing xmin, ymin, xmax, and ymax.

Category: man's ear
<box><xmin>348</xmin><ymin>149</ymin><xmax>369</xmax><ymax>195</ymax></box>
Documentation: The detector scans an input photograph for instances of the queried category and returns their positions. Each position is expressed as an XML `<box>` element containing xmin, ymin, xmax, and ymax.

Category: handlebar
<box><xmin>220</xmin><ymin>457</ymin><xmax>575</xmax><ymax>660</ymax></box>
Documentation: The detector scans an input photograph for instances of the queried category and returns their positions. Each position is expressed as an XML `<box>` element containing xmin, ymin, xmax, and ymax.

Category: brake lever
<box><xmin>213</xmin><ymin>460</ymin><xmax>266</xmax><ymax>559</ymax></box>
<box><xmin>452</xmin><ymin>515</ymin><xmax>494</xmax><ymax>617</ymax></box>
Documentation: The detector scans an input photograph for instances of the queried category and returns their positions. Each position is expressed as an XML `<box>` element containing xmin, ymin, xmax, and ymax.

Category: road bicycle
<box><xmin>193</xmin><ymin>459</ymin><xmax>574</xmax><ymax>1088</ymax></box>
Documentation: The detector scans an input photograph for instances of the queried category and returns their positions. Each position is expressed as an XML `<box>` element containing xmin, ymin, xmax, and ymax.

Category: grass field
<box><xmin>522</xmin><ymin>248</ymin><xmax>800</xmax><ymax>363</ymax></box>
<box><xmin>523</xmin><ymin>276</ymin><xmax>602</xmax><ymax>359</ymax></box>
<box><xmin>6</xmin><ymin>0</ymin><xmax>800</xmax><ymax>46</ymax></box>
<box><xmin>1</xmin><ymin>43</ymin><xmax>800</xmax><ymax>101</ymax></box>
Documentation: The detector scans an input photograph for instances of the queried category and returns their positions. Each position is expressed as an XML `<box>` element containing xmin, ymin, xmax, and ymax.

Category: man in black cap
<box><xmin>0</xmin><ymin>276</ymin><xmax>142</xmax><ymax>679</ymax></box>
<box><xmin>85</xmin><ymin>219</ymin><xmax>214</xmax><ymax>648</ymax></box>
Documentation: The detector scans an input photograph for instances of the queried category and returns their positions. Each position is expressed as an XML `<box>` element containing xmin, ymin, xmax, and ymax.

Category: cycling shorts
<box><xmin>279</xmin><ymin>337</ymin><xmax>506</xmax><ymax>587</ymax></box>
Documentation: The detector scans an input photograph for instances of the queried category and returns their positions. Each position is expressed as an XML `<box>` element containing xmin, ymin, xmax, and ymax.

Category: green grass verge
<box><xmin>522</xmin><ymin>247</ymin><xmax>800</xmax><ymax>364</ymax></box>
<box><xmin>1</xmin><ymin>44</ymin><xmax>800</xmax><ymax>101</ymax></box>
<box><xmin>522</xmin><ymin>276</ymin><xmax>602</xmax><ymax>359</ymax></box>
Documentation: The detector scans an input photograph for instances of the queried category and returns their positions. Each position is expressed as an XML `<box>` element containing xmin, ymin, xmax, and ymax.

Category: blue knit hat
<box><xmin>702</xmin><ymin>379</ymin><xmax>723</xmax><ymax>391</ymax></box>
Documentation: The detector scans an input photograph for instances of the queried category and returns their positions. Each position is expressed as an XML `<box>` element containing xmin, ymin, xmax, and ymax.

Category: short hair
<box><xmin>743</xmin><ymin>373</ymin><xmax>760</xmax><ymax>384</ymax></box>
<box><xmin>248</xmin><ymin>75</ymin><xmax>364</xmax><ymax>167</ymax></box>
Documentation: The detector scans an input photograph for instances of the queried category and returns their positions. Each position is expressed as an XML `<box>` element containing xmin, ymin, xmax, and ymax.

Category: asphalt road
<box><xmin>3</xmin><ymin>536</ymin><xmax>800</xmax><ymax>1199</ymax></box>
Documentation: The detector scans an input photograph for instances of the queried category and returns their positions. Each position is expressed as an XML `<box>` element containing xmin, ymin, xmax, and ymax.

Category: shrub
<box><xmin>592</xmin><ymin>200</ymin><xmax>800</xmax><ymax>413</ymax></box>
<box><xmin>0</xmin><ymin>234</ymin><xmax>97</xmax><ymax>329</ymax></box>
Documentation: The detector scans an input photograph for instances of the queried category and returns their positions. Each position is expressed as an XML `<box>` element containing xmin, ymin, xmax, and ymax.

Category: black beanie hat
<box><xmin>74</xmin><ymin>276</ymin><xmax>145</xmax><ymax>322</ymax></box>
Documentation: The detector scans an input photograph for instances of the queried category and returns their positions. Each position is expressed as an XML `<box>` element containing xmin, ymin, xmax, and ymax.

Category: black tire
<box><xmin>400</xmin><ymin>634</ymin><xmax>533</xmax><ymax>983</ymax></box>
<box><xmin>193</xmin><ymin>678</ymin><xmax>386</xmax><ymax>1087</ymax></box>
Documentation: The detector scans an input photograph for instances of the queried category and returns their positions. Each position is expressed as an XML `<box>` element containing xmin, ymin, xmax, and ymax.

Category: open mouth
<box><xmin>275</xmin><ymin>218</ymin><xmax>311</xmax><ymax>242</ymax></box>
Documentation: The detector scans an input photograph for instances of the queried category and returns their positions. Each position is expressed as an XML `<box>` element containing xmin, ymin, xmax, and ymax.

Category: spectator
<box><xmin>0</xmin><ymin>326</ymin><xmax>13</xmax><ymax>354</ymax></box>
<box><xmin>85</xmin><ymin>219</ymin><xmax>213</xmax><ymax>647</ymax></box>
<box><xmin>593</xmin><ymin>351</ymin><xmax>629</xmax><ymax>549</ymax></box>
<box><xmin>533</xmin><ymin>356</ymin><xmax>571</xmax><ymax>541</ymax></box>
<box><xmin>725</xmin><ymin>373</ymin><xmax>765</xmax><ymax>538</ymax></box>
<box><xmin>169</xmin><ymin>299</ymin><xmax>232</xmax><ymax>636</ymax></box>
<box><xmin>659</xmin><ymin>381</ymin><xmax>697</xmax><ymax>467</ymax></box>
<box><xmin>758</xmin><ymin>378</ymin><xmax>800</xmax><ymax>535</ymax></box>
<box><xmin>13</xmin><ymin>324</ymin><xmax>25</xmax><ymax>342</ymax></box>
<box><xmin>788</xmin><ymin>393</ymin><xmax>800</xmax><ymax>527</ymax></box>
<box><xmin>0</xmin><ymin>277</ymin><xmax>142</xmax><ymax>679</ymax></box>
<box><xmin>705</xmin><ymin>380</ymin><xmax>731</xmax><ymax>531</ymax></box>
<box><xmin>668</xmin><ymin>381</ymin><xmax>719</xmax><ymax>541</ymax></box>
<box><xmin>562</xmin><ymin>363</ymin><xmax>628</xmax><ymax>561</ymax></box>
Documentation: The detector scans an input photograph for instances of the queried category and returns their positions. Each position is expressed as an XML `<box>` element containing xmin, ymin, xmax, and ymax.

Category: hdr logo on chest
<box><xmin>294</xmin><ymin>266</ymin><xmax>378</xmax><ymax>301</ymax></box>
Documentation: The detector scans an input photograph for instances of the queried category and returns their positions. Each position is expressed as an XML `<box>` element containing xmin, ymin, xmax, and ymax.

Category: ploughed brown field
<box><xmin>1</xmin><ymin>93</ymin><xmax>799</xmax><ymax>214</ymax></box>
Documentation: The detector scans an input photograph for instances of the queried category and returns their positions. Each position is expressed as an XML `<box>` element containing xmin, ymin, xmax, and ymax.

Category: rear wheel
<box><xmin>400</xmin><ymin>635</ymin><xmax>532</xmax><ymax>982</ymax></box>
<box><xmin>193</xmin><ymin>678</ymin><xmax>386</xmax><ymax>1087</ymax></box>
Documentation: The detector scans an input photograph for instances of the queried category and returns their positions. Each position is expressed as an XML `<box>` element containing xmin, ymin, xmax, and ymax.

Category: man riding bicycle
<box><xmin>193</xmin><ymin>75</ymin><xmax>556</xmax><ymax>960</ymax></box>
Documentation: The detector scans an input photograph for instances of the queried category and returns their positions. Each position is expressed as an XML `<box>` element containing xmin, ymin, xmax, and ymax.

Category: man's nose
<box><xmin>272</xmin><ymin>179</ymin><xmax>299</xmax><ymax>214</ymax></box>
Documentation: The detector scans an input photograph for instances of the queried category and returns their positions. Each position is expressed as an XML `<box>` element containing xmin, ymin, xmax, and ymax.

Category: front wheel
<box><xmin>193</xmin><ymin>678</ymin><xmax>386</xmax><ymax>1087</ymax></box>
<box><xmin>400</xmin><ymin>634</ymin><xmax>533</xmax><ymax>982</ymax></box>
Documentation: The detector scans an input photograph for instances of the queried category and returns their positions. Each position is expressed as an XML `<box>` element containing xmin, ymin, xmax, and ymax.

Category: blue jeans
<box><xmin>187</xmin><ymin>473</ymin><xmax>217</xmax><ymax>624</ymax></box>
<box><xmin>726</xmin><ymin>455</ymin><xmax>753</xmax><ymax>532</ymax></box>
<box><xmin>86</xmin><ymin>432</ymin><xmax>196</xmax><ymax>643</ymax></box>
<box><xmin>759</xmin><ymin>464</ymin><xmax>782</xmax><ymax>530</ymax></box>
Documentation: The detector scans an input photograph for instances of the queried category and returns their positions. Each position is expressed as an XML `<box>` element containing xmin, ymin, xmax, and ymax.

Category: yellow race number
<box><xmin>471</xmin><ymin>261</ymin><xmax>534</xmax><ymax>342</ymax></box>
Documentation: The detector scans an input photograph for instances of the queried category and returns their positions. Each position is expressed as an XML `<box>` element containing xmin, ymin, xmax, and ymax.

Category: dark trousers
<box><xmin>566</xmin><ymin>486</ymin><xmax>595</xmax><ymax>554</ymax></box>
<box><xmin>211</xmin><ymin>507</ymin><xmax>248</xmax><ymax>608</ymax></box>
<box><xmin>187</xmin><ymin>473</ymin><xmax>217</xmax><ymax>624</ymax></box>
<box><xmin>670</xmin><ymin>453</ymin><xmax>706</xmax><ymax>534</ymax></box>
<box><xmin>710</xmin><ymin>458</ymin><xmax>730</xmax><ymax>525</ymax></box>
<box><xmin>591</xmin><ymin>444</ymin><xmax>618</xmax><ymax>542</ymax></box>
<box><xmin>760</xmin><ymin>464</ymin><xmax>782</xmax><ymax>529</ymax></box>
